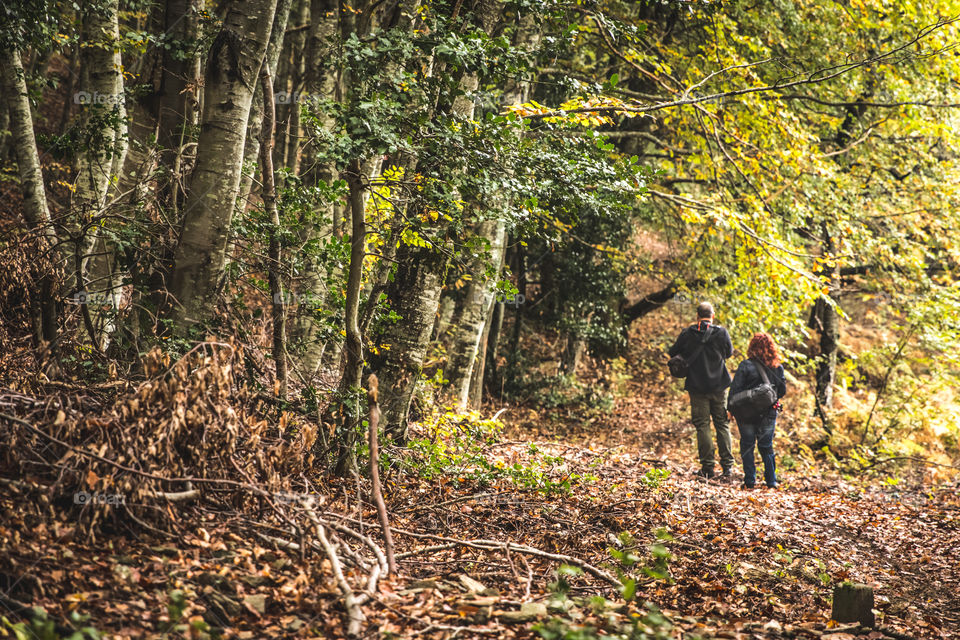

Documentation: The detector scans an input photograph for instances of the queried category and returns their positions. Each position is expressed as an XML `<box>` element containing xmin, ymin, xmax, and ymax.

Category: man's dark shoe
<box><xmin>694</xmin><ymin>469</ymin><xmax>714</xmax><ymax>480</ymax></box>
<box><xmin>718</xmin><ymin>470</ymin><xmax>733</xmax><ymax>483</ymax></box>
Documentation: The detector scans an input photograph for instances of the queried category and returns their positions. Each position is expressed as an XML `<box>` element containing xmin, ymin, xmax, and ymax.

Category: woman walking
<box><xmin>727</xmin><ymin>333</ymin><xmax>787</xmax><ymax>489</ymax></box>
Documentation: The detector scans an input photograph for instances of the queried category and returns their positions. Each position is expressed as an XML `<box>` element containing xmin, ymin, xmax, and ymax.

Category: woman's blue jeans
<box><xmin>738</xmin><ymin>412</ymin><xmax>777</xmax><ymax>487</ymax></box>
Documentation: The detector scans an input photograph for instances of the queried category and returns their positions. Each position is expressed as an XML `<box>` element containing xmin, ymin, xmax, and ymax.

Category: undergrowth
<box><xmin>391</xmin><ymin>409</ymin><xmax>598</xmax><ymax>494</ymax></box>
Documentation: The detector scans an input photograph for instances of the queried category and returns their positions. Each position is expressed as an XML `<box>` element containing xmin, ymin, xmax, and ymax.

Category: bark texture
<box><xmin>0</xmin><ymin>51</ymin><xmax>54</xmax><ymax>239</ymax></box>
<box><xmin>168</xmin><ymin>0</ymin><xmax>280</xmax><ymax>329</ymax></box>
<box><xmin>238</xmin><ymin>0</ymin><xmax>293</xmax><ymax>205</ymax></box>
<box><xmin>333</xmin><ymin>159</ymin><xmax>368</xmax><ymax>475</ymax></box>
<box><xmin>374</xmin><ymin>242</ymin><xmax>448</xmax><ymax>442</ymax></box>
<box><xmin>444</xmin><ymin>219</ymin><xmax>506</xmax><ymax>408</ymax></box>
<box><xmin>260</xmin><ymin>67</ymin><xmax>288</xmax><ymax>399</ymax></box>
<box><xmin>72</xmin><ymin>0</ymin><xmax>126</xmax><ymax>226</ymax></box>
<box><xmin>288</xmin><ymin>0</ymin><xmax>342</xmax><ymax>378</ymax></box>
<box><xmin>71</xmin><ymin>0</ymin><xmax>128</xmax><ymax>347</ymax></box>
<box><xmin>0</xmin><ymin>49</ymin><xmax>58</xmax><ymax>344</ymax></box>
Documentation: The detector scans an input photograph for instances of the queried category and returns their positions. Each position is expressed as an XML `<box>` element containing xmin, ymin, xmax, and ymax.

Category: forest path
<box><xmin>472</xmin><ymin>376</ymin><xmax>960</xmax><ymax>638</ymax></box>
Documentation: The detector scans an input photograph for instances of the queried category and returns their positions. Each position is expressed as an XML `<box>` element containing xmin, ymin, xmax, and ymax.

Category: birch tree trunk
<box><xmin>443</xmin><ymin>219</ymin><xmax>506</xmax><ymax>408</ymax></box>
<box><xmin>0</xmin><ymin>48</ymin><xmax>59</xmax><ymax>345</ymax></box>
<box><xmin>168</xmin><ymin>0</ymin><xmax>279</xmax><ymax>330</ymax></box>
<box><xmin>373</xmin><ymin>0</ymin><xmax>502</xmax><ymax>439</ymax></box>
<box><xmin>71</xmin><ymin>0</ymin><xmax>128</xmax><ymax>349</ymax></box>
<box><xmin>442</xmin><ymin>13</ymin><xmax>539</xmax><ymax>409</ymax></box>
<box><xmin>288</xmin><ymin>0</ymin><xmax>341</xmax><ymax>379</ymax></box>
<box><xmin>375</xmin><ymin>241</ymin><xmax>448</xmax><ymax>442</ymax></box>
<box><xmin>277</xmin><ymin>0</ymin><xmax>310</xmax><ymax>172</ymax></box>
<box><xmin>237</xmin><ymin>0</ymin><xmax>293</xmax><ymax>206</ymax></box>
<box><xmin>466</xmin><ymin>224</ymin><xmax>507</xmax><ymax>407</ymax></box>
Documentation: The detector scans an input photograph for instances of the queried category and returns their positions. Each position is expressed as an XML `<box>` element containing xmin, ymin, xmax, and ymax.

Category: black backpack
<box><xmin>668</xmin><ymin>327</ymin><xmax>712</xmax><ymax>378</ymax></box>
<box><xmin>728</xmin><ymin>359</ymin><xmax>778</xmax><ymax>420</ymax></box>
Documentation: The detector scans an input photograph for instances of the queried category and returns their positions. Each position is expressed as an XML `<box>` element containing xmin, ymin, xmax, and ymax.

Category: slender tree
<box><xmin>71</xmin><ymin>0</ymin><xmax>128</xmax><ymax>348</ymax></box>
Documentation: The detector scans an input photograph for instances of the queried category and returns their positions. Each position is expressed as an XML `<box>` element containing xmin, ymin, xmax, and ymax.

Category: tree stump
<box><xmin>832</xmin><ymin>582</ymin><xmax>875</xmax><ymax>627</ymax></box>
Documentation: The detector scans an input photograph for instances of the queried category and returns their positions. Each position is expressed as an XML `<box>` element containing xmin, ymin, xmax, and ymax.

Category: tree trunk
<box><xmin>0</xmin><ymin>48</ymin><xmax>59</xmax><ymax>346</ymax></box>
<box><xmin>286</xmin><ymin>0</ymin><xmax>341</xmax><ymax>378</ymax></box>
<box><xmin>373</xmin><ymin>241</ymin><xmax>448</xmax><ymax>443</ymax></box>
<box><xmin>467</xmin><ymin>224</ymin><xmax>508</xmax><ymax>408</ymax></box>
<box><xmin>116</xmin><ymin>0</ymin><xmax>201</xmax><ymax>361</ymax></box>
<box><xmin>374</xmin><ymin>0</ymin><xmax>503</xmax><ymax>424</ymax></box>
<box><xmin>168</xmin><ymin>0</ymin><xmax>279</xmax><ymax>330</ymax></box>
<box><xmin>467</xmin><ymin>296</ymin><xmax>494</xmax><ymax>409</ymax></box>
<box><xmin>72</xmin><ymin>0</ymin><xmax>127</xmax><ymax>230</ymax></box>
<box><xmin>333</xmin><ymin>159</ymin><xmax>368</xmax><ymax>475</ymax></box>
<box><xmin>483</xmin><ymin>294</ymin><xmax>505</xmax><ymax>399</ymax></box>
<box><xmin>71</xmin><ymin>0</ymin><xmax>128</xmax><ymax>347</ymax></box>
<box><xmin>259</xmin><ymin>66</ymin><xmax>288</xmax><ymax>399</ymax></box>
<box><xmin>812</xmin><ymin>224</ymin><xmax>840</xmax><ymax>416</ymax></box>
<box><xmin>814</xmin><ymin>296</ymin><xmax>839</xmax><ymax>408</ymax></box>
<box><xmin>444</xmin><ymin>219</ymin><xmax>506</xmax><ymax>408</ymax></box>
<box><xmin>238</xmin><ymin>0</ymin><xmax>293</xmax><ymax>206</ymax></box>
<box><xmin>474</xmin><ymin>13</ymin><xmax>539</xmax><ymax>399</ymax></box>
<box><xmin>279</xmin><ymin>0</ymin><xmax>310</xmax><ymax>172</ymax></box>
<box><xmin>57</xmin><ymin>43</ymin><xmax>80</xmax><ymax>135</ymax></box>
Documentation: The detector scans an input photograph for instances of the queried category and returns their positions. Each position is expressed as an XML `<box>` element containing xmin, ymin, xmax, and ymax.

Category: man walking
<box><xmin>668</xmin><ymin>302</ymin><xmax>734</xmax><ymax>480</ymax></box>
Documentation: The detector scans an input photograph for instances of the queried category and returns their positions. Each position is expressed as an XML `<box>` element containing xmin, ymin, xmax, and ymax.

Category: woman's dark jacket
<box><xmin>727</xmin><ymin>359</ymin><xmax>787</xmax><ymax>421</ymax></box>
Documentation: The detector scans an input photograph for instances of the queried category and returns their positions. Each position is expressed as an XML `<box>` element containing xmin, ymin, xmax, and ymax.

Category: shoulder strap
<box><xmin>750</xmin><ymin>359</ymin><xmax>771</xmax><ymax>385</ymax></box>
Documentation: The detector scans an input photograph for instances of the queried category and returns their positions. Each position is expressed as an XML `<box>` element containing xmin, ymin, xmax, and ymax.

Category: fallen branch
<box><xmin>326</xmin><ymin>513</ymin><xmax>621</xmax><ymax>589</ymax></box>
<box><xmin>147</xmin><ymin>489</ymin><xmax>200</xmax><ymax>502</ymax></box>
<box><xmin>323</xmin><ymin>518</ymin><xmax>389</xmax><ymax>575</ymax></box>
<box><xmin>317</xmin><ymin>524</ymin><xmax>365</xmax><ymax>637</ymax></box>
<box><xmin>395</xmin><ymin>542</ymin><xmax>461</xmax><ymax>560</ymax></box>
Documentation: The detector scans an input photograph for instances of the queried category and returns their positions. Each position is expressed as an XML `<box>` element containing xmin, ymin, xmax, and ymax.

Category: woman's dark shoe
<box><xmin>740</xmin><ymin>483</ymin><xmax>755</xmax><ymax>490</ymax></box>
<box><xmin>765</xmin><ymin>483</ymin><xmax>780</xmax><ymax>490</ymax></box>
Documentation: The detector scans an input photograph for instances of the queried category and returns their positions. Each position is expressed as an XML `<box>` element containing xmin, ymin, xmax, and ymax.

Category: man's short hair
<box><xmin>697</xmin><ymin>301</ymin><xmax>714</xmax><ymax>319</ymax></box>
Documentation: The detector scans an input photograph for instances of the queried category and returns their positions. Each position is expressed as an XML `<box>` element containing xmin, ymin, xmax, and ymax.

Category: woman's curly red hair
<box><xmin>747</xmin><ymin>332</ymin><xmax>781</xmax><ymax>368</ymax></box>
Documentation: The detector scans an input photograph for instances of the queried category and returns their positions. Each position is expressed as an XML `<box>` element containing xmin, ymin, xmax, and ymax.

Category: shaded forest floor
<box><xmin>2</xmin><ymin>362</ymin><xmax>958</xmax><ymax>640</ymax></box>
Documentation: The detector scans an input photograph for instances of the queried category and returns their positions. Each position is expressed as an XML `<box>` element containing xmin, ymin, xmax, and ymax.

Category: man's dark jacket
<box><xmin>668</xmin><ymin>322</ymin><xmax>733</xmax><ymax>394</ymax></box>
